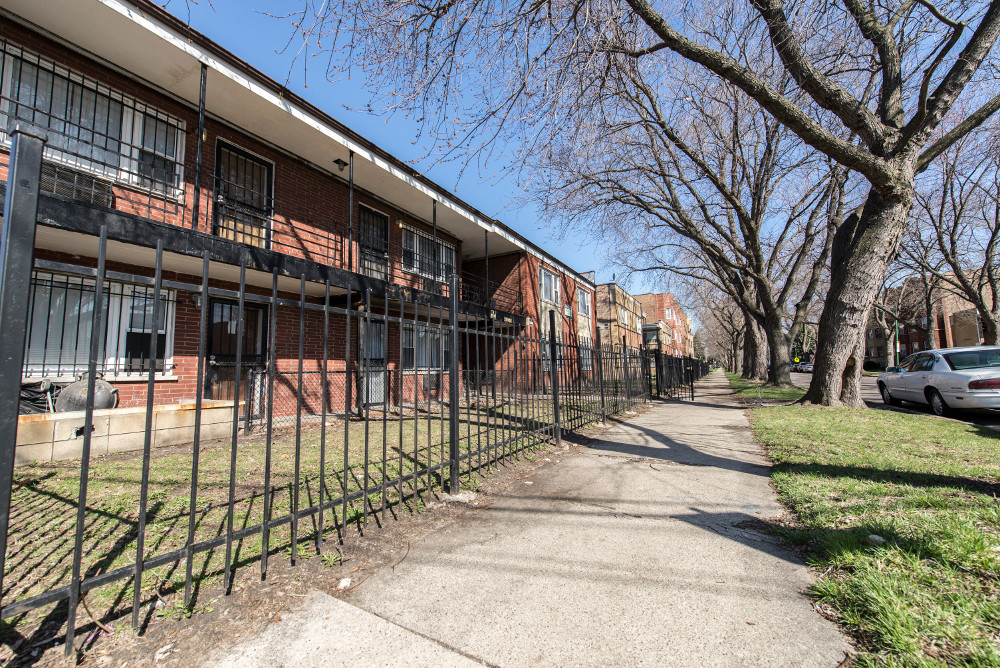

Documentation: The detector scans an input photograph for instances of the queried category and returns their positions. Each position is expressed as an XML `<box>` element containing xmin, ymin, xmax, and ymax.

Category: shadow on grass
<box><xmin>772</xmin><ymin>459</ymin><xmax>1000</xmax><ymax>498</ymax></box>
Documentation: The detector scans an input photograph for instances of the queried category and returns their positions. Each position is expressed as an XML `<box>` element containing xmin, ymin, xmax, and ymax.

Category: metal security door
<box><xmin>359</xmin><ymin>207</ymin><xmax>389</xmax><ymax>280</ymax></box>
<box><xmin>361</xmin><ymin>319</ymin><xmax>386</xmax><ymax>405</ymax></box>
<box><xmin>206</xmin><ymin>300</ymin><xmax>268</xmax><ymax>417</ymax></box>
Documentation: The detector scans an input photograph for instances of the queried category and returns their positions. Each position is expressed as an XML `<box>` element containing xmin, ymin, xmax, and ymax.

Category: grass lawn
<box><xmin>751</xmin><ymin>405</ymin><xmax>1000</xmax><ymax>666</ymax></box>
<box><xmin>725</xmin><ymin>371</ymin><xmax>807</xmax><ymax>403</ymax></box>
<box><xmin>3</xmin><ymin>393</ymin><xmax>607</xmax><ymax>640</ymax></box>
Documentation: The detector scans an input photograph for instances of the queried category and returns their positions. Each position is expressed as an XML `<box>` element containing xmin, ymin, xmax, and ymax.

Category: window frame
<box><xmin>577</xmin><ymin>289</ymin><xmax>592</xmax><ymax>318</ymax></box>
<box><xmin>22</xmin><ymin>271</ymin><xmax>176</xmax><ymax>381</ymax></box>
<box><xmin>539</xmin><ymin>266</ymin><xmax>559</xmax><ymax>305</ymax></box>
<box><xmin>0</xmin><ymin>43</ymin><xmax>186</xmax><ymax>200</ymax></box>
<box><xmin>401</xmin><ymin>225</ymin><xmax>456</xmax><ymax>281</ymax></box>
<box><xmin>401</xmin><ymin>324</ymin><xmax>451</xmax><ymax>370</ymax></box>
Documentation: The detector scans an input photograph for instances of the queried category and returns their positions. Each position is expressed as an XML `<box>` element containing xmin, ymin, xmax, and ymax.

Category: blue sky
<box><xmin>161</xmin><ymin>0</ymin><xmax>654</xmax><ymax>289</ymax></box>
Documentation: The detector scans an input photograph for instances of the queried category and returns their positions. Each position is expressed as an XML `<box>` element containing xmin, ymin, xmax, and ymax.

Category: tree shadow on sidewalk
<box><xmin>566</xmin><ymin>418</ymin><xmax>771</xmax><ymax>478</ymax></box>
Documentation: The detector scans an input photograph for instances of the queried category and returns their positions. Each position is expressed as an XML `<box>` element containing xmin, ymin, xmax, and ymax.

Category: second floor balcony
<box><xmin>0</xmin><ymin>36</ymin><xmax>524</xmax><ymax>316</ymax></box>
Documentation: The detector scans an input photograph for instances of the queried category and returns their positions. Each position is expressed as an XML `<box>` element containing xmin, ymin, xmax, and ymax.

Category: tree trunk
<box><xmin>924</xmin><ymin>294</ymin><xmax>938</xmax><ymax>349</ymax></box>
<box><xmin>805</xmin><ymin>190</ymin><xmax>912</xmax><ymax>407</ymax></box>
<box><xmin>883</xmin><ymin>326</ymin><xmax>897</xmax><ymax>368</ymax></box>
<box><xmin>839</xmin><ymin>339</ymin><xmax>865</xmax><ymax>407</ymax></box>
<box><xmin>981</xmin><ymin>311</ymin><xmax>1000</xmax><ymax>345</ymax></box>
<box><xmin>764</xmin><ymin>312</ymin><xmax>793</xmax><ymax>387</ymax></box>
<box><xmin>742</xmin><ymin>318</ymin><xmax>768</xmax><ymax>381</ymax></box>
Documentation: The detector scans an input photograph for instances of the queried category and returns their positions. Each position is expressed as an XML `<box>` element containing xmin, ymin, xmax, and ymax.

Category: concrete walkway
<box><xmin>210</xmin><ymin>370</ymin><xmax>848</xmax><ymax>666</ymax></box>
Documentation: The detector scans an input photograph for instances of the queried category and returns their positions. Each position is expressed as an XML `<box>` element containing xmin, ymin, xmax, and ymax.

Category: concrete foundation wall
<box><xmin>15</xmin><ymin>400</ymin><xmax>239</xmax><ymax>464</ymax></box>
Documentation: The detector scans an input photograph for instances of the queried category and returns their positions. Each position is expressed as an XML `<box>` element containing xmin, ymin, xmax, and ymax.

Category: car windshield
<box><xmin>943</xmin><ymin>349</ymin><xmax>1000</xmax><ymax>370</ymax></box>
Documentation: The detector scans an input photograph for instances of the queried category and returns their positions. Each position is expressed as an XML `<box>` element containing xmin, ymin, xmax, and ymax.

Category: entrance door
<box><xmin>213</xmin><ymin>143</ymin><xmax>273</xmax><ymax>248</ymax></box>
<box><xmin>360</xmin><ymin>319</ymin><xmax>387</xmax><ymax>405</ymax></box>
<box><xmin>206</xmin><ymin>300</ymin><xmax>268</xmax><ymax>416</ymax></box>
<box><xmin>359</xmin><ymin>207</ymin><xmax>389</xmax><ymax>280</ymax></box>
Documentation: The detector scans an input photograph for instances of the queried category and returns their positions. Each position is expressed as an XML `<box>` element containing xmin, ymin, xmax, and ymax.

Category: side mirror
<box><xmin>885</xmin><ymin>366</ymin><xmax>899</xmax><ymax>373</ymax></box>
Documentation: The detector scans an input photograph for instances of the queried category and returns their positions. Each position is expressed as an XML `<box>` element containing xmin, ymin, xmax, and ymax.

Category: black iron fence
<box><xmin>0</xmin><ymin>127</ymin><xmax>709</xmax><ymax>656</ymax></box>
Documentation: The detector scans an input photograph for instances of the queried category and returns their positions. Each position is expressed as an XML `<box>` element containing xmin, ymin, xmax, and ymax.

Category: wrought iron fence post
<box><xmin>448</xmin><ymin>273</ymin><xmax>461</xmax><ymax>492</ymax></box>
<box><xmin>595</xmin><ymin>327</ymin><xmax>607</xmax><ymax>423</ymax></box>
<box><xmin>622</xmin><ymin>336</ymin><xmax>631</xmax><ymax>408</ymax></box>
<box><xmin>688</xmin><ymin>357</ymin><xmax>695</xmax><ymax>400</ymax></box>
<box><xmin>548</xmin><ymin>310</ymin><xmax>561</xmax><ymax>447</ymax></box>
<box><xmin>655</xmin><ymin>349</ymin><xmax>663</xmax><ymax>398</ymax></box>
<box><xmin>642</xmin><ymin>344</ymin><xmax>656</xmax><ymax>401</ymax></box>
<box><xmin>0</xmin><ymin>125</ymin><xmax>45</xmax><ymax>616</ymax></box>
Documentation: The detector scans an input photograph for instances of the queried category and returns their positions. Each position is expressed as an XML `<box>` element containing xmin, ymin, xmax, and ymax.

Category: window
<box><xmin>665</xmin><ymin>307</ymin><xmax>673</xmax><ymax>320</ymax></box>
<box><xmin>539</xmin><ymin>267</ymin><xmax>559</xmax><ymax>304</ymax></box>
<box><xmin>23</xmin><ymin>271</ymin><xmax>175</xmax><ymax>378</ymax></box>
<box><xmin>402</xmin><ymin>227</ymin><xmax>455</xmax><ymax>280</ymax></box>
<box><xmin>577</xmin><ymin>289</ymin><xmax>591</xmax><ymax>317</ymax></box>
<box><xmin>620</xmin><ymin>306</ymin><xmax>628</xmax><ymax>325</ymax></box>
<box><xmin>402</xmin><ymin>325</ymin><xmax>450</xmax><ymax>369</ymax></box>
<box><xmin>0</xmin><ymin>42</ymin><xmax>185</xmax><ymax>196</ymax></box>
<box><xmin>214</xmin><ymin>143</ymin><xmax>272</xmax><ymax>248</ymax></box>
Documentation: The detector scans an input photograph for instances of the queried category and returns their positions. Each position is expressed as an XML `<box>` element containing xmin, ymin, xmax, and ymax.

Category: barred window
<box><xmin>0</xmin><ymin>41</ymin><xmax>185</xmax><ymax>197</ymax></box>
<box><xmin>402</xmin><ymin>325</ymin><xmax>450</xmax><ymax>369</ymax></box>
<box><xmin>23</xmin><ymin>271</ymin><xmax>175</xmax><ymax>379</ymax></box>
<box><xmin>402</xmin><ymin>226</ymin><xmax>455</xmax><ymax>280</ymax></box>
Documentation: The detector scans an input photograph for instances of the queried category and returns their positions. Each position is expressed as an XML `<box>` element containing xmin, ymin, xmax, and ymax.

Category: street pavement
<box><xmin>208</xmin><ymin>370</ymin><xmax>849</xmax><ymax>667</ymax></box>
<box><xmin>791</xmin><ymin>371</ymin><xmax>1000</xmax><ymax>427</ymax></box>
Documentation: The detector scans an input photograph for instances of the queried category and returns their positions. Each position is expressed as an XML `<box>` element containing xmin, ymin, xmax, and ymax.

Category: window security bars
<box><xmin>401</xmin><ymin>225</ymin><xmax>456</xmax><ymax>281</ymax></box>
<box><xmin>22</xmin><ymin>271</ymin><xmax>175</xmax><ymax>379</ymax></box>
<box><xmin>0</xmin><ymin>40</ymin><xmax>186</xmax><ymax>219</ymax></box>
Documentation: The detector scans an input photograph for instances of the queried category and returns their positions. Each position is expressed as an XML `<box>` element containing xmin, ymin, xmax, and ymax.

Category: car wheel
<box><xmin>879</xmin><ymin>383</ymin><xmax>901</xmax><ymax>407</ymax></box>
<box><xmin>927</xmin><ymin>389</ymin><xmax>950</xmax><ymax>417</ymax></box>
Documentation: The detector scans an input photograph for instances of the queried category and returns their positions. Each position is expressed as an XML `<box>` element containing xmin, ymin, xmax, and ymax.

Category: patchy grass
<box><xmin>3</xmin><ymin>393</ymin><xmax>609</xmax><ymax>645</ymax></box>
<box><xmin>725</xmin><ymin>371</ymin><xmax>807</xmax><ymax>403</ymax></box>
<box><xmin>750</xmin><ymin>404</ymin><xmax>1000</xmax><ymax>666</ymax></box>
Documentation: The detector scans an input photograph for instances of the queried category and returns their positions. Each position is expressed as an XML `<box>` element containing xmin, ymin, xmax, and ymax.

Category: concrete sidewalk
<box><xmin>209</xmin><ymin>370</ymin><xmax>848</xmax><ymax>666</ymax></box>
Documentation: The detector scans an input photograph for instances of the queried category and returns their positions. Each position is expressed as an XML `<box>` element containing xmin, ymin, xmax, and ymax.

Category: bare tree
<box><xmin>689</xmin><ymin>284</ymin><xmax>747</xmax><ymax>372</ymax></box>
<box><xmin>908</xmin><ymin>128</ymin><xmax>1000</xmax><ymax>342</ymax></box>
<box><xmin>285</xmin><ymin>0</ymin><xmax>1000</xmax><ymax>406</ymax></box>
<box><xmin>550</xmin><ymin>60</ymin><xmax>846</xmax><ymax>388</ymax></box>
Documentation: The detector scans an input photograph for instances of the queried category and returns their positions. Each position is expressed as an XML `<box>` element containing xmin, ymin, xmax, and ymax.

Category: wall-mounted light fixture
<box><xmin>397</xmin><ymin>219</ymin><xmax>404</xmax><ymax>229</ymax></box>
<box><xmin>333</xmin><ymin>158</ymin><xmax>349</xmax><ymax>172</ymax></box>
<box><xmin>191</xmin><ymin>294</ymin><xmax>203</xmax><ymax>309</ymax></box>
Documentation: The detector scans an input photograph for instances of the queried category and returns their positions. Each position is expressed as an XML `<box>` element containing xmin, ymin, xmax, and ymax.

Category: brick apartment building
<box><xmin>634</xmin><ymin>293</ymin><xmax>693</xmax><ymax>357</ymax></box>
<box><xmin>596</xmin><ymin>283</ymin><xmax>645</xmax><ymax>348</ymax></box>
<box><xmin>864</xmin><ymin>280</ymin><xmax>986</xmax><ymax>369</ymax></box>
<box><xmin>2</xmin><ymin>0</ymin><xmax>596</xmax><ymax>438</ymax></box>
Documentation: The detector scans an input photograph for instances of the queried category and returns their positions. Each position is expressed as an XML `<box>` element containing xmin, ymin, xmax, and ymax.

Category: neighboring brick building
<box><xmin>596</xmin><ymin>283</ymin><xmax>645</xmax><ymax>348</ymax></box>
<box><xmin>864</xmin><ymin>278</ymin><xmax>988</xmax><ymax>369</ymax></box>
<box><xmin>634</xmin><ymin>293</ymin><xmax>692</xmax><ymax>357</ymax></box>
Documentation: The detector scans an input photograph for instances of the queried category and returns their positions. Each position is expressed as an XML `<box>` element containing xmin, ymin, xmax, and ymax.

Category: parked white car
<box><xmin>877</xmin><ymin>346</ymin><xmax>1000</xmax><ymax>416</ymax></box>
